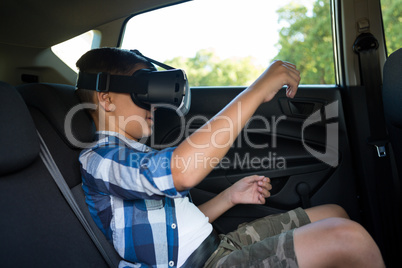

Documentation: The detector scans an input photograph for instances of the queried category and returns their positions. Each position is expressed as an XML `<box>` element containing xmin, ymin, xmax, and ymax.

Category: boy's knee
<box><xmin>325</xmin><ymin>218</ymin><xmax>382</xmax><ymax>264</ymax></box>
<box><xmin>295</xmin><ymin>218</ymin><xmax>384</xmax><ymax>267</ymax></box>
<box><xmin>329</xmin><ymin>218</ymin><xmax>364</xmax><ymax>245</ymax></box>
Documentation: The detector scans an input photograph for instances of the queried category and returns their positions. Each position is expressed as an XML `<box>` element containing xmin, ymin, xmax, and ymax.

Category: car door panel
<box><xmin>152</xmin><ymin>86</ymin><xmax>359</xmax><ymax>233</ymax></box>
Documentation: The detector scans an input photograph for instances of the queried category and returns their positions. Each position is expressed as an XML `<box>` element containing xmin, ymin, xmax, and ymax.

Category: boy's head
<box><xmin>76</xmin><ymin>47</ymin><xmax>155</xmax><ymax>141</ymax></box>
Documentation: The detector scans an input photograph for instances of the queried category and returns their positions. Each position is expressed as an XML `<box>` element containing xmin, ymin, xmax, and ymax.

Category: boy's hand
<box><xmin>228</xmin><ymin>175</ymin><xmax>272</xmax><ymax>205</ymax></box>
<box><xmin>249</xmin><ymin>60</ymin><xmax>301</xmax><ymax>104</ymax></box>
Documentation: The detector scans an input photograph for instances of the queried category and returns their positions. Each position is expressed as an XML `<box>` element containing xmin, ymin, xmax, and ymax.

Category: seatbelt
<box><xmin>37</xmin><ymin>131</ymin><xmax>115</xmax><ymax>268</ymax></box>
<box><xmin>182</xmin><ymin>230</ymin><xmax>220</xmax><ymax>268</ymax></box>
<box><xmin>353</xmin><ymin>33</ymin><xmax>388</xmax><ymax>157</ymax></box>
<box><xmin>353</xmin><ymin>32</ymin><xmax>400</xmax><ymax>267</ymax></box>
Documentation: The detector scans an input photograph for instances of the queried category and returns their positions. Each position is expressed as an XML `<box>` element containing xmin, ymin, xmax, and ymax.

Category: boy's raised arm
<box><xmin>171</xmin><ymin>61</ymin><xmax>300</xmax><ymax>191</ymax></box>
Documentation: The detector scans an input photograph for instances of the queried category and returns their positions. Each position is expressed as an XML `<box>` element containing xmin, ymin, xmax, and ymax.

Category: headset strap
<box><xmin>76</xmin><ymin>72</ymin><xmax>147</xmax><ymax>93</ymax></box>
<box><xmin>131</xmin><ymin>49</ymin><xmax>175</xmax><ymax>70</ymax></box>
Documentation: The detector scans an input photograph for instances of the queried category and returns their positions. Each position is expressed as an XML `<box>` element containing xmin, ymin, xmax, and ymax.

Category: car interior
<box><xmin>0</xmin><ymin>0</ymin><xmax>400</xmax><ymax>267</ymax></box>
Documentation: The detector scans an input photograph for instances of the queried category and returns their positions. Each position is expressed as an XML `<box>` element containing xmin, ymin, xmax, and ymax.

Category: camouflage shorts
<box><xmin>204</xmin><ymin>208</ymin><xmax>310</xmax><ymax>268</ymax></box>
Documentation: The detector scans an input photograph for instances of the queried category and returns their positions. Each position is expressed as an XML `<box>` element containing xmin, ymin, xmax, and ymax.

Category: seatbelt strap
<box><xmin>37</xmin><ymin>131</ymin><xmax>115</xmax><ymax>268</ymax></box>
<box><xmin>353</xmin><ymin>32</ymin><xmax>400</xmax><ymax>266</ymax></box>
<box><xmin>353</xmin><ymin>33</ymin><xmax>388</xmax><ymax>157</ymax></box>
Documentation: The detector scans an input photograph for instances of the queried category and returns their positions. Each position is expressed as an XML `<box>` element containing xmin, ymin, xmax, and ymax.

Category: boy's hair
<box><xmin>75</xmin><ymin>47</ymin><xmax>153</xmax><ymax>107</ymax></box>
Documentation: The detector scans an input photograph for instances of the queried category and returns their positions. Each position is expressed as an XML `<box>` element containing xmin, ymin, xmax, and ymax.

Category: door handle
<box><xmin>279</xmin><ymin>98</ymin><xmax>324</xmax><ymax>118</ymax></box>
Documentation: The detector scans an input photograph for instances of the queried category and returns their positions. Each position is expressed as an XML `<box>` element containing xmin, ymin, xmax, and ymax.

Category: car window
<box><xmin>381</xmin><ymin>0</ymin><xmax>402</xmax><ymax>56</ymax></box>
<box><xmin>121</xmin><ymin>0</ymin><xmax>335</xmax><ymax>86</ymax></box>
<box><xmin>51</xmin><ymin>30</ymin><xmax>101</xmax><ymax>72</ymax></box>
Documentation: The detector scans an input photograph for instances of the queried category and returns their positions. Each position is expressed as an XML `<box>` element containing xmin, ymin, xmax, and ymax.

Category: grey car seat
<box><xmin>0</xmin><ymin>81</ymin><xmax>110</xmax><ymax>267</ymax></box>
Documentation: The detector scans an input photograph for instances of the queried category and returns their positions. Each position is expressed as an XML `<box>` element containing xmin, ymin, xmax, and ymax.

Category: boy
<box><xmin>77</xmin><ymin>48</ymin><xmax>384</xmax><ymax>267</ymax></box>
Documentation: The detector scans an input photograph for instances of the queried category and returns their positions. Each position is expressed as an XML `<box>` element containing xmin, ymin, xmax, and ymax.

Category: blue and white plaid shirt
<box><xmin>79</xmin><ymin>131</ymin><xmax>189</xmax><ymax>268</ymax></box>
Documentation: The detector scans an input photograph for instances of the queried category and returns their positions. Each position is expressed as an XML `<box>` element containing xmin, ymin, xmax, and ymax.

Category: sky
<box><xmin>121</xmin><ymin>0</ymin><xmax>315</xmax><ymax>66</ymax></box>
<box><xmin>52</xmin><ymin>0</ymin><xmax>316</xmax><ymax>72</ymax></box>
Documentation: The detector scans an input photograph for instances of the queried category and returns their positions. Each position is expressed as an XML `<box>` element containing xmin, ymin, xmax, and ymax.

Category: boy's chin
<box><xmin>139</xmin><ymin>130</ymin><xmax>153</xmax><ymax>140</ymax></box>
<box><xmin>121</xmin><ymin>128</ymin><xmax>152</xmax><ymax>142</ymax></box>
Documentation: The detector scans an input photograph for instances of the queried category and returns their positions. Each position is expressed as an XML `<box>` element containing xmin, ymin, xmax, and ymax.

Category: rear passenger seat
<box><xmin>0</xmin><ymin>81</ymin><xmax>118</xmax><ymax>267</ymax></box>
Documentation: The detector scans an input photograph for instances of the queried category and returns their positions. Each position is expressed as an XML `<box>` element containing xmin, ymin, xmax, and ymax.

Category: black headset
<box><xmin>76</xmin><ymin>50</ymin><xmax>191</xmax><ymax>115</ymax></box>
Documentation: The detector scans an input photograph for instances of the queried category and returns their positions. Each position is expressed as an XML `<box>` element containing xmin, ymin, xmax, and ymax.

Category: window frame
<box><xmin>119</xmin><ymin>0</ymin><xmax>340</xmax><ymax>87</ymax></box>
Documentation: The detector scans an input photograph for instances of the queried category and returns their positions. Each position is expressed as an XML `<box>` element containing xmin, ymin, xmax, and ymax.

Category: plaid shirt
<box><xmin>79</xmin><ymin>132</ymin><xmax>189</xmax><ymax>268</ymax></box>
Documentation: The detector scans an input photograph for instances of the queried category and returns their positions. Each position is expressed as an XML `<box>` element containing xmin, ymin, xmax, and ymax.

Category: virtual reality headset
<box><xmin>76</xmin><ymin>49</ymin><xmax>191</xmax><ymax>116</ymax></box>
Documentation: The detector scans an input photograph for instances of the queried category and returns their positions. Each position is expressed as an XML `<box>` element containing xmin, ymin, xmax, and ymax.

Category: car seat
<box><xmin>382</xmin><ymin>48</ymin><xmax>402</xmax><ymax>183</ymax></box>
<box><xmin>0</xmin><ymin>81</ymin><xmax>110</xmax><ymax>267</ymax></box>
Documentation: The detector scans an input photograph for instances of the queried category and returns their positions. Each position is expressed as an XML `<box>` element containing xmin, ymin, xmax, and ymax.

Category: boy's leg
<box><xmin>226</xmin><ymin>208</ymin><xmax>310</xmax><ymax>246</ymax></box>
<box><xmin>294</xmin><ymin>217</ymin><xmax>385</xmax><ymax>268</ymax></box>
<box><xmin>207</xmin><ymin>216</ymin><xmax>384</xmax><ymax>268</ymax></box>
<box><xmin>204</xmin><ymin>208</ymin><xmax>310</xmax><ymax>267</ymax></box>
<box><xmin>205</xmin><ymin>205</ymin><xmax>384</xmax><ymax>267</ymax></box>
<box><xmin>223</xmin><ymin>204</ymin><xmax>349</xmax><ymax>247</ymax></box>
<box><xmin>208</xmin><ymin>230</ymin><xmax>299</xmax><ymax>268</ymax></box>
<box><xmin>304</xmin><ymin>204</ymin><xmax>349</xmax><ymax>222</ymax></box>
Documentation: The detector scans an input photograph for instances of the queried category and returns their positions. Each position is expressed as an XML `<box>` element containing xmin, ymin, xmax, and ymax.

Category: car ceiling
<box><xmin>0</xmin><ymin>0</ymin><xmax>186</xmax><ymax>48</ymax></box>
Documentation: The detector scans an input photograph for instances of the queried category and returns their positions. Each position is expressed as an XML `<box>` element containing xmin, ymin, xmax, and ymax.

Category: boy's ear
<box><xmin>97</xmin><ymin>92</ymin><xmax>114</xmax><ymax>112</ymax></box>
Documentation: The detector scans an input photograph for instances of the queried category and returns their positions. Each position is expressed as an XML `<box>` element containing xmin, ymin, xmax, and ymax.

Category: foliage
<box><xmin>274</xmin><ymin>0</ymin><xmax>334</xmax><ymax>84</ymax></box>
<box><xmin>164</xmin><ymin>49</ymin><xmax>264</xmax><ymax>87</ymax></box>
<box><xmin>381</xmin><ymin>0</ymin><xmax>402</xmax><ymax>55</ymax></box>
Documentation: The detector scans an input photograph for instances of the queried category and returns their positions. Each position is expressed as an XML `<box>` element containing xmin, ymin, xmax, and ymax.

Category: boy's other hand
<box><xmin>228</xmin><ymin>175</ymin><xmax>272</xmax><ymax>205</ymax></box>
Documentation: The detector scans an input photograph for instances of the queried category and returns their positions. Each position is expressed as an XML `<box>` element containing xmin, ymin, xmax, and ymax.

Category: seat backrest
<box><xmin>17</xmin><ymin>82</ymin><xmax>122</xmax><ymax>267</ymax></box>
<box><xmin>0</xmin><ymin>81</ymin><xmax>108</xmax><ymax>267</ymax></box>
<box><xmin>17</xmin><ymin>83</ymin><xmax>96</xmax><ymax>188</ymax></box>
<box><xmin>382</xmin><ymin>48</ymin><xmax>402</xmax><ymax>180</ymax></box>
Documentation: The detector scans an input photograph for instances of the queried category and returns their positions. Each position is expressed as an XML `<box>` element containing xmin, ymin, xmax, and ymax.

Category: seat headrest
<box><xmin>0</xmin><ymin>81</ymin><xmax>39</xmax><ymax>176</ymax></box>
<box><xmin>17</xmin><ymin>83</ymin><xmax>96</xmax><ymax>149</ymax></box>
<box><xmin>383</xmin><ymin>48</ymin><xmax>402</xmax><ymax>128</ymax></box>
